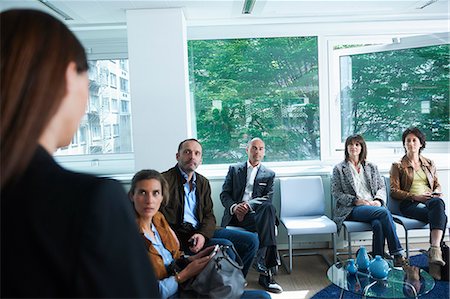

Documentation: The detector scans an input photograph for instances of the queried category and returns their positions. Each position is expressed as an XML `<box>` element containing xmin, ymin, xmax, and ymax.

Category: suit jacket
<box><xmin>390</xmin><ymin>154</ymin><xmax>441</xmax><ymax>201</ymax></box>
<box><xmin>161</xmin><ymin>165</ymin><xmax>217</xmax><ymax>240</ymax></box>
<box><xmin>1</xmin><ymin>146</ymin><xmax>159</xmax><ymax>298</ymax></box>
<box><xmin>220</xmin><ymin>162</ymin><xmax>275</xmax><ymax>227</ymax></box>
<box><xmin>331</xmin><ymin>160</ymin><xmax>386</xmax><ymax>234</ymax></box>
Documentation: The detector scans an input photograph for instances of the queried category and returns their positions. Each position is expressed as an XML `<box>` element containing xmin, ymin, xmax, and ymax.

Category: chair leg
<box><xmin>332</xmin><ymin>232</ymin><xmax>337</xmax><ymax>263</ymax></box>
<box><xmin>405</xmin><ymin>228</ymin><xmax>410</xmax><ymax>259</ymax></box>
<box><xmin>288</xmin><ymin>234</ymin><xmax>293</xmax><ymax>274</ymax></box>
<box><xmin>348</xmin><ymin>230</ymin><xmax>352</xmax><ymax>259</ymax></box>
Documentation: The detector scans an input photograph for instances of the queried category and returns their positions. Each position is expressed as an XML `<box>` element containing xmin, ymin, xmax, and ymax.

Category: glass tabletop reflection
<box><xmin>327</xmin><ymin>260</ymin><xmax>435</xmax><ymax>298</ymax></box>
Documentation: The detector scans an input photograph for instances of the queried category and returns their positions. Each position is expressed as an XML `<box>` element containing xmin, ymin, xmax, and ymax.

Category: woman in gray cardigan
<box><xmin>332</xmin><ymin>134</ymin><xmax>406</xmax><ymax>267</ymax></box>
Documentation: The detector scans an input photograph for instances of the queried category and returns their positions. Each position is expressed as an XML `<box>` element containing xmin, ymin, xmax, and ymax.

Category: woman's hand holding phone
<box><xmin>208</xmin><ymin>245</ymin><xmax>220</xmax><ymax>258</ymax></box>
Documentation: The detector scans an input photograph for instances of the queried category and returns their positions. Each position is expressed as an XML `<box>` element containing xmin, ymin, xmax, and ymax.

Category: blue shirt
<box><xmin>144</xmin><ymin>225</ymin><xmax>178</xmax><ymax>299</ymax></box>
<box><xmin>179</xmin><ymin>167</ymin><xmax>199</xmax><ymax>228</ymax></box>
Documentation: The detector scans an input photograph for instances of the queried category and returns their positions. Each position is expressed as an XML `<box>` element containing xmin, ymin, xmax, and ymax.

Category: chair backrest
<box><xmin>384</xmin><ymin>175</ymin><xmax>402</xmax><ymax>215</ymax></box>
<box><xmin>279</xmin><ymin>176</ymin><xmax>325</xmax><ymax>217</ymax></box>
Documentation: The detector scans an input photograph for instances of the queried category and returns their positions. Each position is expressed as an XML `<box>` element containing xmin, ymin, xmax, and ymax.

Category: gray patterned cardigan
<box><xmin>331</xmin><ymin>160</ymin><xmax>386</xmax><ymax>234</ymax></box>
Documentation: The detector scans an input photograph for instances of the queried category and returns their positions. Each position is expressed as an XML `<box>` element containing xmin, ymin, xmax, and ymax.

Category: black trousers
<box><xmin>230</xmin><ymin>200</ymin><xmax>279</xmax><ymax>268</ymax></box>
<box><xmin>400</xmin><ymin>197</ymin><xmax>448</xmax><ymax>245</ymax></box>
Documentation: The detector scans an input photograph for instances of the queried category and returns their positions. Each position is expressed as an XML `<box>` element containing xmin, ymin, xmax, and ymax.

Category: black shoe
<box><xmin>258</xmin><ymin>274</ymin><xmax>283</xmax><ymax>294</ymax></box>
<box><xmin>252</xmin><ymin>260</ymin><xmax>268</xmax><ymax>273</ymax></box>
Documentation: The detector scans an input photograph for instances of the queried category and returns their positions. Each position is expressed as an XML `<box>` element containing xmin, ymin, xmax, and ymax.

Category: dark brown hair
<box><xmin>129</xmin><ymin>169</ymin><xmax>170</xmax><ymax>206</ymax></box>
<box><xmin>402</xmin><ymin>127</ymin><xmax>426</xmax><ymax>153</ymax></box>
<box><xmin>177</xmin><ymin>138</ymin><xmax>201</xmax><ymax>152</ymax></box>
<box><xmin>344</xmin><ymin>134</ymin><xmax>368</xmax><ymax>163</ymax></box>
<box><xmin>1</xmin><ymin>9</ymin><xmax>88</xmax><ymax>188</ymax></box>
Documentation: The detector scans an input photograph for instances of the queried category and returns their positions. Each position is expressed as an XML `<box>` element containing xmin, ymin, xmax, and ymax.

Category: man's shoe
<box><xmin>258</xmin><ymin>274</ymin><xmax>283</xmax><ymax>294</ymax></box>
<box><xmin>252</xmin><ymin>260</ymin><xmax>267</xmax><ymax>273</ymax></box>
<box><xmin>429</xmin><ymin>246</ymin><xmax>446</xmax><ymax>266</ymax></box>
<box><xmin>394</xmin><ymin>255</ymin><xmax>409</xmax><ymax>267</ymax></box>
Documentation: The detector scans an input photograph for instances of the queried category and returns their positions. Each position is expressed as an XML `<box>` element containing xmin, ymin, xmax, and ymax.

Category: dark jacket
<box><xmin>161</xmin><ymin>165</ymin><xmax>216</xmax><ymax>241</ymax></box>
<box><xmin>390</xmin><ymin>155</ymin><xmax>441</xmax><ymax>201</ymax></box>
<box><xmin>1</xmin><ymin>146</ymin><xmax>159</xmax><ymax>298</ymax></box>
<box><xmin>220</xmin><ymin>162</ymin><xmax>275</xmax><ymax>227</ymax></box>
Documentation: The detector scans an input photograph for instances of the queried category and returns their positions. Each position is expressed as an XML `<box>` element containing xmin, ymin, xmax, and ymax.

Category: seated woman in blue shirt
<box><xmin>129</xmin><ymin>169</ymin><xmax>270</xmax><ymax>299</ymax></box>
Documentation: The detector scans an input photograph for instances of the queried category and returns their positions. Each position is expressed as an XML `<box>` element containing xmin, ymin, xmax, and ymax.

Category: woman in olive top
<box><xmin>390</xmin><ymin>127</ymin><xmax>447</xmax><ymax>279</ymax></box>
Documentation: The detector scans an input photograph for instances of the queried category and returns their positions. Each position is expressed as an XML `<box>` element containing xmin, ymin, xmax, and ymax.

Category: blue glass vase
<box><xmin>369</xmin><ymin>255</ymin><xmax>390</xmax><ymax>279</ymax></box>
<box><xmin>346</xmin><ymin>258</ymin><xmax>358</xmax><ymax>275</ymax></box>
<box><xmin>356</xmin><ymin>246</ymin><xmax>370</xmax><ymax>271</ymax></box>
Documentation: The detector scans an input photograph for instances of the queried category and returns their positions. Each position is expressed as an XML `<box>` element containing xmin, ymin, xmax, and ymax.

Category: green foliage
<box><xmin>341</xmin><ymin>44</ymin><xmax>450</xmax><ymax>142</ymax></box>
<box><xmin>189</xmin><ymin>37</ymin><xmax>320</xmax><ymax>164</ymax></box>
<box><xmin>189</xmin><ymin>38</ymin><xmax>449</xmax><ymax>165</ymax></box>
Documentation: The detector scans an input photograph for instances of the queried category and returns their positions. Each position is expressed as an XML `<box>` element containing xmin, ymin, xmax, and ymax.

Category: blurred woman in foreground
<box><xmin>1</xmin><ymin>9</ymin><xmax>158</xmax><ymax>297</ymax></box>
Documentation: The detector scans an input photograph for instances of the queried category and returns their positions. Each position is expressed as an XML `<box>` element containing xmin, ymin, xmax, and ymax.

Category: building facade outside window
<box><xmin>120</xmin><ymin>77</ymin><xmax>129</xmax><ymax>93</ymax></box>
<box><xmin>55</xmin><ymin>59</ymin><xmax>133</xmax><ymax>156</ymax></box>
<box><xmin>110</xmin><ymin>73</ymin><xmax>117</xmax><ymax>88</ymax></box>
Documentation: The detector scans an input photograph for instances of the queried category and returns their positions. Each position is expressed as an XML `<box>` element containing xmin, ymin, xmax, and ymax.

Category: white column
<box><xmin>127</xmin><ymin>9</ymin><xmax>192</xmax><ymax>172</ymax></box>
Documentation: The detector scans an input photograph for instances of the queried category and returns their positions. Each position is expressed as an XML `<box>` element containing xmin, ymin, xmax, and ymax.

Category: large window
<box><xmin>326</xmin><ymin>34</ymin><xmax>449</xmax><ymax>158</ymax></box>
<box><xmin>188</xmin><ymin>37</ymin><xmax>319</xmax><ymax>164</ymax></box>
<box><xmin>55</xmin><ymin>31</ymin><xmax>448</xmax><ymax>176</ymax></box>
<box><xmin>55</xmin><ymin>59</ymin><xmax>133</xmax><ymax>156</ymax></box>
<box><xmin>339</xmin><ymin>43</ymin><xmax>449</xmax><ymax>143</ymax></box>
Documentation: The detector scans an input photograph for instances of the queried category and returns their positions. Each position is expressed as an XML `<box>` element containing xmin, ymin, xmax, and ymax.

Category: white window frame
<box><xmin>59</xmin><ymin>24</ymin><xmax>448</xmax><ymax>177</ymax></box>
<box><xmin>326</xmin><ymin>33</ymin><xmax>450</xmax><ymax>168</ymax></box>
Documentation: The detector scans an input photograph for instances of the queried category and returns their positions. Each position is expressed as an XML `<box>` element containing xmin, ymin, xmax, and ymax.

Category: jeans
<box><xmin>400</xmin><ymin>197</ymin><xmax>448</xmax><ymax>242</ymax></box>
<box><xmin>348</xmin><ymin>205</ymin><xmax>403</xmax><ymax>257</ymax></box>
<box><xmin>207</xmin><ymin>228</ymin><xmax>259</xmax><ymax>277</ymax></box>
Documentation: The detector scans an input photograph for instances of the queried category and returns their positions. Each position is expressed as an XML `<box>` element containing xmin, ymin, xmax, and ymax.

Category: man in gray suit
<box><xmin>220</xmin><ymin>138</ymin><xmax>282</xmax><ymax>293</ymax></box>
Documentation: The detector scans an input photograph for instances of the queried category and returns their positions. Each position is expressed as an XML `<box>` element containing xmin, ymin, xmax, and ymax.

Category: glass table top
<box><xmin>327</xmin><ymin>260</ymin><xmax>435</xmax><ymax>298</ymax></box>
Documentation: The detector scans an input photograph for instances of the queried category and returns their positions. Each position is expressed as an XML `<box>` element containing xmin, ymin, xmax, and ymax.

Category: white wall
<box><xmin>127</xmin><ymin>9</ymin><xmax>192</xmax><ymax>172</ymax></box>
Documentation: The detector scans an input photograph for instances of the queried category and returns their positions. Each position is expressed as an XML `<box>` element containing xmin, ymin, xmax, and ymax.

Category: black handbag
<box><xmin>181</xmin><ymin>245</ymin><xmax>246</xmax><ymax>298</ymax></box>
<box><xmin>441</xmin><ymin>242</ymin><xmax>449</xmax><ymax>281</ymax></box>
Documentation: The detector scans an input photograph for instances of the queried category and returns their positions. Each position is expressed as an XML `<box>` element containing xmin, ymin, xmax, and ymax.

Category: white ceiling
<box><xmin>1</xmin><ymin>0</ymin><xmax>449</xmax><ymax>29</ymax></box>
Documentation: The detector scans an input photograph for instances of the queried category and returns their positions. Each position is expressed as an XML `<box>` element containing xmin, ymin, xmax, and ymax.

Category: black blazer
<box><xmin>1</xmin><ymin>146</ymin><xmax>159</xmax><ymax>298</ymax></box>
<box><xmin>220</xmin><ymin>162</ymin><xmax>275</xmax><ymax>227</ymax></box>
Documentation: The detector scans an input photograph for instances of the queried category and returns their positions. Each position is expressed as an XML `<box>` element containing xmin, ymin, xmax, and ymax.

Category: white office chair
<box><xmin>330</xmin><ymin>189</ymin><xmax>373</xmax><ymax>260</ymax></box>
<box><xmin>279</xmin><ymin>176</ymin><xmax>337</xmax><ymax>274</ymax></box>
<box><xmin>340</xmin><ymin>220</ymin><xmax>373</xmax><ymax>259</ymax></box>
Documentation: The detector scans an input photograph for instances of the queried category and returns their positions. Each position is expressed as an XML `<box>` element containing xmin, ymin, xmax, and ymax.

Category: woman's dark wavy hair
<box><xmin>344</xmin><ymin>134</ymin><xmax>368</xmax><ymax>164</ymax></box>
<box><xmin>1</xmin><ymin>9</ymin><xmax>88</xmax><ymax>188</ymax></box>
<box><xmin>129</xmin><ymin>169</ymin><xmax>170</xmax><ymax>207</ymax></box>
<box><xmin>402</xmin><ymin>127</ymin><xmax>426</xmax><ymax>154</ymax></box>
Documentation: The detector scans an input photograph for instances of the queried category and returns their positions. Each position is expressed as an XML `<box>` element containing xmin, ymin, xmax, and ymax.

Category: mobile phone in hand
<box><xmin>209</xmin><ymin>245</ymin><xmax>220</xmax><ymax>258</ymax></box>
<box><xmin>431</xmin><ymin>192</ymin><xmax>442</xmax><ymax>196</ymax></box>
